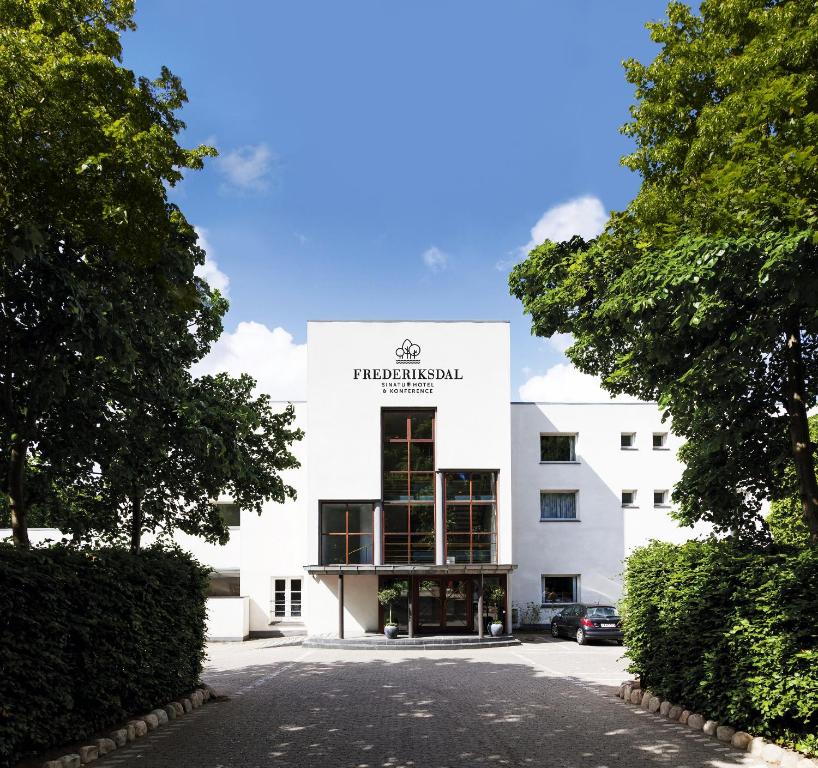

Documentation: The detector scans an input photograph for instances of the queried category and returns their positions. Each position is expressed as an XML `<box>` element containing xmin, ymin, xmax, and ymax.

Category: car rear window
<box><xmin>586</xmin><ymin>606</ymin><xmax>617</xmax><ymax>618</ymax></box>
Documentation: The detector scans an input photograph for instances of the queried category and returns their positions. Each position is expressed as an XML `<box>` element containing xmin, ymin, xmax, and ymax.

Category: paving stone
<box><xmin>716</xmin><ymin>725</ymin><xmax>735</xmax><ymax>743</ymax></box>
<box><xmin>688</xmin><ymin>713</ymin><xmax>705</xmax><ymax>730</ymax></box>
<box><xmin>151</xmin><ymin>708</ymin><xmax>169</xmax><ymax>724</ymax></box>
<box><xmin>109</xmin><ymin>729</ymin><xmax>128</xmax><ymax>748</ymax></box>
<box><xmin>94</xmin><ymin>738</ymin><xmax>116</xmax><ymax>756</ymax></box>
<box><xmin>731</xmin><ymin>731</ymin><xmax>753</xmax><ymax>750</ymax></box>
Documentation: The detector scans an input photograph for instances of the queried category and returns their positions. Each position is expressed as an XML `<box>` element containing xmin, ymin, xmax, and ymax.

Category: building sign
<box><xmin>353</xmin><ymin>339</ymin><xmax>463</xmax><ymax>394</ymax></box>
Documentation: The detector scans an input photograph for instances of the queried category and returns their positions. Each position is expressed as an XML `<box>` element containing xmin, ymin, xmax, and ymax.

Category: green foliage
<box><xmin>377</xmin><ymin>586</ymin><xmax>403</xmax><ymax>625</ymax></box>
<box><xmin>486</xmin><ymin>585</ymin><xmax>506</xmax><ymax>614</ymax></box>
<box><xmin>509</xmin><ymin>0</ymin><xmax>818</xmax><ymax>540</ymax></box>
<box><xmin>768</xmin><ymin>414</ymin><xmax>818</xmax><ymax>547</ymax></box>
<box><xmin>0</xmin><ymin>543</ymin><xmax>209</xmax><ymax>768</ymax></box>
<box><xmin>622</xmin><ymin>539</ymin><xmax>818</xmax><ymax>756</ymax></box>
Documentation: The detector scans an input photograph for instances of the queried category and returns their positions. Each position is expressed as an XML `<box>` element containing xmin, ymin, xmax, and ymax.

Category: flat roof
<box><xmin>305</xmin><ymin>563</ymin><xmax>517</xmax><ymax>575</ymax></box>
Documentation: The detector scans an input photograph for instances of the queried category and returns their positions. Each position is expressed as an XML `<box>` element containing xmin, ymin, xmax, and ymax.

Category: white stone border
<box><xmin>41</xmin><ymin>686</ymin><xmax>213</xmax><ymax>767</ymax></box>
<box><xmin>617</xmin><ymin>680</ymin><xmax>817</xmax><ymax>768</ymax></box>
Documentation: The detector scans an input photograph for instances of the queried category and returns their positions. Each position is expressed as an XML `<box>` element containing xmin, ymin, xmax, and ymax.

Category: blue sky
<box><xmin>124</xmin><ymin>1</ymin><xmax>669</xmax><ymax>401</ymax></box>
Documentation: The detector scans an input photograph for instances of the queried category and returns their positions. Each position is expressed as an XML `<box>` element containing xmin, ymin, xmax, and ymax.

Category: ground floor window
<box><xmin>541</xmin><ymin>575</ymin><xmax>578</xmax><ymax>605</ymax></box>
<box><xmin>207</xmin><ymin>571</ymin><xmax>240</xmax><ymax>597</ymax></box>
<box><xmin>377</xmin><ymin>574</ymin><xmax>507</xmax><ymax>634</ymax></box>
<box><xmin>271</xmin><ymin>577</ymin><xmax>302</xmax><ymax>619</ymax></box>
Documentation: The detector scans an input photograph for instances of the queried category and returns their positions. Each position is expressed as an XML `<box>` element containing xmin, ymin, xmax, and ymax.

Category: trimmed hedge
<box><xmin>622</xmin><ymin>539</ymin><xmax>818</xmax><ymax>756</ymax></box>
<box><xmin>0</xmin><ymin>544</ymin><xmax>209</xmax><ymax>767</ymax></box>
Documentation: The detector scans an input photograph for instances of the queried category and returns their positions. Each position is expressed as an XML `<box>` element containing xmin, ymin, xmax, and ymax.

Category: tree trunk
<box><xmin>8</xmin><ymin>439</ymin><xmax>29</xmax><ymax>548</ymax></box>
<box><xmin>783</xmin><ymin>322</ymin><xmax>818</xmax><ymax>542</ymax></box>
<box><xmin>130</xmin><ymin>490</ymin><xmax>142</xmax><ymax>554</ymax></box>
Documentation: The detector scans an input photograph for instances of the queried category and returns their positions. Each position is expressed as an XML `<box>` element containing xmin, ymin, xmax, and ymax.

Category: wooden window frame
<box><xmin>443</xmin><ymin>471</ymin><xmax>498</xmax><ymax>564</ymax></box>
<box><xmin>319</xmin><ymin>501</ymin><xmax>375</xmax><ymax>565</ymax></box>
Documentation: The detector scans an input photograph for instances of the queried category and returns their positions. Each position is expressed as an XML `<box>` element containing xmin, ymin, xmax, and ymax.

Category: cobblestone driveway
<box><xmin>101</xmin><ymin>637</ymin><xmax>767</xmax><ymax>768</ymax></box>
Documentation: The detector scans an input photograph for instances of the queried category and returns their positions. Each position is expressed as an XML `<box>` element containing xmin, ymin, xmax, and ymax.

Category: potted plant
<box><xmin>486</xmin><ymin>585</ymin><xmax>506</xmax><ymax>637</ymax></box>
<box><xmin>377</xmin><ymin>586</ymin><xmax>402</xmax><ymax>639</ymax></box>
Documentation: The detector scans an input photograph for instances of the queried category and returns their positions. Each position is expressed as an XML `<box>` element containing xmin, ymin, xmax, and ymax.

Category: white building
<box><xmin>3</xmin><ymin>321</ymin><xmax>707</xmax><ymax>640</ymax></box>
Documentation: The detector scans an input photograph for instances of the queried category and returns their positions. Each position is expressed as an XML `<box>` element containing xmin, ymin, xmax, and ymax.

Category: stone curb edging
<box><xmin>40</xmin><ymin>686</ymin><xmax>213</xmax><ymax>768</ymax></box>
<box><xmin>616</xmin><ymin>680</ymin><xmax>817</xmax><ymax>768</ymax></box>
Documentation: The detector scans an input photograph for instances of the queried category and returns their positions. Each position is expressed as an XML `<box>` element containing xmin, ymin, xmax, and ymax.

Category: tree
<box><xmin>0</xmin><ymin>0</ymin><xmax>215</xmax><ymax>546</ymax></box>
<box><xmin>510</xmin><ymin>0</ymin><xmax>818</xmax><ymax>542</ymax></box>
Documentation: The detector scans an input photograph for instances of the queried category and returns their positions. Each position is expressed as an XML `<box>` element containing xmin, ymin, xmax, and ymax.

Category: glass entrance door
<box><xmin>415</xmin><ymin>576</ymin><xmax>472</xmax><ymax>634</ymax></box>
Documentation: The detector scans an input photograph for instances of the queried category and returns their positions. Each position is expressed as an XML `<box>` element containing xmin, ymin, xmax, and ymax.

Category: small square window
<box><xmin>620</xmin><ymin>433</ymin><xmax>636</xmax><ymax>449</ymax></box>
<box><xmin>621</xmin><ymin>490</ymin><xmax>636</xmax><ymax>507</ymax></box>
<box><xmin>540</xmin><ymin>434</ymin><xmax>576</xmax><ymax>462</ymax></box>
<box><xmin>540</xmin><ymin>491</ymin><xmax>578</xmax><ymax>520</ymax></box>
<box><xmin>542</xmin><ymin>575</ymin><xmax>578</xmax><ymax>604</ymax></box>
<box><xmin>653</xmin><ymin>433</ymin><xmax>668</xmax><ymax>449</ymax></box>
<box><xmin>217</xmin><ymin>503</ymin><xmax>241</xmax><ymax>527</ymax></box>
<box><xmin>654</xmin><ymin>490</ymin><xmax>668</xmax><ymax>506</ymax></box>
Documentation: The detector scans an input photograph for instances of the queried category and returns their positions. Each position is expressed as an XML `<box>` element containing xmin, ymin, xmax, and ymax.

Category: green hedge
<box><xmin>0</xmin><ymin>544</ymin><xmax>209</xmax><ymax>768</ymax></box>
<box><xmin>623</xmin><ymin>539</ymin><xmax>818</xmax><ymax>756</ymax></box>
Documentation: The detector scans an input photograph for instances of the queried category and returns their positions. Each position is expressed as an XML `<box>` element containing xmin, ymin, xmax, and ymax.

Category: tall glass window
<box><xmin>444</xmin><ymin>471</ymin><xmax>497</xmax><ymax>564</ymax></box>
<box><xmin>382</xmin><ymin>410</ymin><xmax>435</xmax><ymax>563</ymax></box>
<box><xmin>320</xmin><ymin>502</ymin><xmax>374</xmax><ymax>564</ymax></box>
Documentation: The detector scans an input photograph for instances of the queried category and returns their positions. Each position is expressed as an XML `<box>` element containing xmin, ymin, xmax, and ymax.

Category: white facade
<box><xmin>2</xmin><ymin>321</ymin><xmax>704</xmax><ymax>639</ymax></box>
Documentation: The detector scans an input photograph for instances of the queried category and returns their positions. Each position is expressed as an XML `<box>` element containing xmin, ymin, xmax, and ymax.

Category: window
<box><xmin>320</xmin><ymin>502</ymin><xmax>374</xmax><ymax>564</ymax></box>
<box><xmin>217</xmin><ymin>503</ymin><xmax>241</xmax><ymax>527</ymax></box>
<box><xmin>653</xmin><ymin>432</ymin><xmax>668</xmax><ymax>449</ymax></box>
<box><xmin>272</xmin><ymin>578</ymin><xmax>302</xmax><ymax>619</ymax></box>
<box><xmin>540</xmin><ymin>434</ymin><xmax>576</xmax><ymax>462</ymax></box>
<box><xmin>444</xmin><ymin>471</ymin><xmax>497</xmax><ymax>564</ymax></box>
<box><xmin>540</xmin><ymin>491</ymin><xmax>577</xmax><ymax>520</ymax></box>
<box><xmin>207</xmin><ymin>572</ymin><xmax>240</xmax><ymax>597</ymax></box>
<box><xmin>654</xmin><ymin>490</ymin><xmax>669</xmax><ymax>507</ymax></box>
<box><xmin>620</xmin><ymin>433</ymin><xmax>636</xmax><ymax>449</ymax></box>
<box><xmin>382</xmin><ymin>410</ymin><xmax>436</xmax><ymax>563</ymax></box>
<box><xmin>621</xmin><ymin>490</ymin><xmax>636</xmax><ymax>507</ymax></box>
<box><xmin>542</xmin><ymin>575</ymin><xmax>578</xmax><ymax>604</ymax></box>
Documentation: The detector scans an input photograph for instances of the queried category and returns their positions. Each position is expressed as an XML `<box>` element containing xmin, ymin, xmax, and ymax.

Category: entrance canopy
<box><xmin>304</xmin><ymin>563</ymin><xmax>517</xmax><ymax>575</ymax></box>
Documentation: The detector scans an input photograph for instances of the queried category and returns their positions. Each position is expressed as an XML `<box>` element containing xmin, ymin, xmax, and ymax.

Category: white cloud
<box><xmin>192</xmin><ymin>322</ymin><xmax>307</xmax><ymax>401</ymax></box>
<box><xmin>547</xmin><ymin>333</ymin><xmax>573</xmax><ymax>354</ymax></box>
<box><xmin>518</xmin><ymin>363</ymin><xmax>638</xmax><ymax>403</ymax></box>
<box><xmin>193</xmin><ymin>226</ymin><xmax>230</xmax><ymax>297</ymax></box>
<box><xmin>216</xmin><ymin>143</ymin><xmax>273</xmax><ymax>192</ymax></box>
<box><xmin>422</xmin><ymin>246</ymin><xmax>449</xmax><ymax>272</ymax></box>
<box><xmin>522</xmin><ymin>195</ymin><xmax>607</xmax><ymax>254</ymax></box>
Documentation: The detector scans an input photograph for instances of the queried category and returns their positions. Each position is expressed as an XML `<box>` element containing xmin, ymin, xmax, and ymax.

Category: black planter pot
<box><xmin>489</xmin><ymin>622</ymin><xmax>504</xmax><ymax>637</ymax></box>
<box><xmin>384</xmin><ymin>624</ymin><xmax>398</xmax><ymax>639</ymax></box>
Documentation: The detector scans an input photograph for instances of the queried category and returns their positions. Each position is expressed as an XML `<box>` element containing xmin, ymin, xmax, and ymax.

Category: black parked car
<box><xmin>550</xmin><ymin>604</ymin><xmax>623</xmax><ymax>645</ymax></box>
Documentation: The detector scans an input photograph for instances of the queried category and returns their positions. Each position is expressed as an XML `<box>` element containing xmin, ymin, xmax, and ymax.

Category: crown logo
<box><xmin>395</xmin><ymin>338</ymin><xmax>420</xmax><ymax>363</ymax></box>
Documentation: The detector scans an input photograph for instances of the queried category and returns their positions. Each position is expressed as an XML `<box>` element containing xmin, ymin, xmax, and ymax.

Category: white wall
<box><xmin>207</xmin><ymin>596</ymin><xmax>249</xmax><ymax>641</ymax></box>
<box><xmin>511</xmin><ymin>401</ymin><xmax>705</xmax><ymax>622</ymax></box>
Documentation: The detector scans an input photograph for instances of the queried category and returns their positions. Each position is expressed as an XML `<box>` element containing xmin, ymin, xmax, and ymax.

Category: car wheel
<box><xmin>576</xmin><ymin>628</ymin><xmax>586</xmax><ymax>645</ymax></box>
<box><xmin>551</xmin><ymin>621</ymin><xmax>560</xmax><ymax>638</ymax></box>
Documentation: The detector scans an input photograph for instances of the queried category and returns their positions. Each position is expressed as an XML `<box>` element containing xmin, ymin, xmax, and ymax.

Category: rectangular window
<box><xmin>540</xmin><ymin>434</ymin><xmax>576</xmax><ymax>462</ymax></box>
<box><xmin>320</xmin><ymin>502</ymin><xmax>374</xmax><ymax>564</ymax></box>
<box><xmin>621</xmin><ymin>490</ymin><xmax>636</xmax><ymax>507</ymax></box>
<box><xmin>540</xmin><ymin>491</ymin><xmax>577</xmax><ymax>520</ymax></box>
<box><xmin>382</xmin><ymin>409</ymin><xmax>436</xmax><ymax>563</ymax></box>
<box><xmin>217</xmin><ymin>503</ymin><xmax>241</xmax><ymax>527</ymax></box>
<box><xmin>207</xmin><ymin>572</ymin><xmax>240</xmax><ymax>597</ymax></box>
<box><xmin>444</xmin><ymin>471</ymin><xmax>497</xmax><ymax>564</ymax></box>
<box><xmin>654</xmin><ymin>490</ymin><xmax>669</xmax><ymax>506</ymax></box>
<box><xmin>653</xmin><ymin>433</ymin><xmax>668</xmax><ymax>449</ymax></box>
<box><xmin>271</xmin><ymin>577</ymin><xmax>302</xmax><ymax>619</ymax></box>
<box><xmin>542</xmin><ymin>575</ymin><xmax>578</xmax><ymax>604</ymax></box>
<box><xmin>620</xmin><ymin>433</ymin><xmax>635</xmax><ymax>449</ymax></box>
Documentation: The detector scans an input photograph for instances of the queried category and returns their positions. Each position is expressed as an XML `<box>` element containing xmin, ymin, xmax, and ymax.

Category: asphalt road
<box><xmin>99</xmin><ymin>636</ymin><xmax>768</xmax><ymax>768</ymax></box>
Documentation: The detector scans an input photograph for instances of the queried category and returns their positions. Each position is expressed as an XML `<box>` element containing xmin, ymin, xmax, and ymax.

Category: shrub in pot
<box><xmin>486</xmin><ymin>586</ymin><xmax>506</xmax><ymax>637</ymax></box>
<box><xmin>377</xmin><ymin>586</ymin><xmax>402</xmax><ymax>639</ymax></box>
